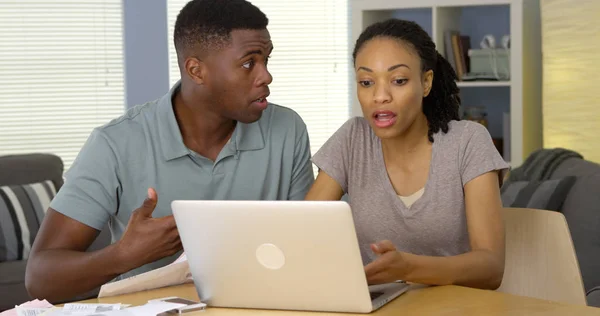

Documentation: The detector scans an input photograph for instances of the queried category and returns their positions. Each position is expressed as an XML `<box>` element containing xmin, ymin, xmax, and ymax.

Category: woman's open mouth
<box><xmin>372</xmin><ymin>110</ymin><xmax>397</xmax><ymax>128</ymax></box>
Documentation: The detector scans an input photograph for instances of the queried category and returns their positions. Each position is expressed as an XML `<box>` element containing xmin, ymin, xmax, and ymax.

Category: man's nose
<box><xmin>256</xmin><ymin>65</ymin><xmax>273</xmax><ymax>86</ymax></box>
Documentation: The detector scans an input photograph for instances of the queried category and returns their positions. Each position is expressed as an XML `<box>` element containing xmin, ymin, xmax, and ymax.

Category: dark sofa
<box><xmin>549</xmin><ymin>157</ymin><xmax>600</xmax><ymax>306</ymax></box>
<box><xmin>0</xmin><ymin>153</ymin><xmax>111</xmax><ymax>311</ymax></box>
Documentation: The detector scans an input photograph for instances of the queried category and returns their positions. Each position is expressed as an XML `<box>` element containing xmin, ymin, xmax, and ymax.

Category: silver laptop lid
<box><xmin>172</xmin><ymin>200</ymin><xmax>374</xmax><ymax>313</ymax></box>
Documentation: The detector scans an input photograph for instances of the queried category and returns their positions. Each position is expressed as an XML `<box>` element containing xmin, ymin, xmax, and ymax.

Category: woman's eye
<box><xmin>393</xmin><ymin>79</ymin><xmax>408</xmax><ymax>85</ymax></box>
<box><xmin>242</xmin><ymin>60</ymin><xmax>254</xmax><ymax>69</ymax></box>
<box><xmin>359</xmin><ymin>80</ymin><xmax>372</xmax><ymax>87</ymax></box>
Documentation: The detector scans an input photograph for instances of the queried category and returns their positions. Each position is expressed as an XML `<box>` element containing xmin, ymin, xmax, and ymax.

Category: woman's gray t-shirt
<box><xmin>311</xmin><ymin>117</ymin><xmax>509</xmax><ymax>264</ymax></box>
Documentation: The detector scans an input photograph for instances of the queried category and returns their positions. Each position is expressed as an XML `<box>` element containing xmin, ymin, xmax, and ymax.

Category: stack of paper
<box><xmin>1</xmin><ymin>254</ymin><xmax>193</xmax><ymax>316</ymax></box>
<box><xmin>66</xmin><ymin>301</ymin><xmax>190</xmax><ymax>316</ymax></box>
<box><xmin>0</xmin><ymin>302</ymin><xmax>126</xmax><ymax>316</ymax></box>
<box><xmin>40</xmin><ymin>303</ymin><xmax>126</xmax><ymax>315</ymax></box>
<box><xmin>0</xmin><ymin>299</ymin><xmax>53</xmax><ymax>316</ymax></box>
<box><xmin>98</xmin><ymin>253</ymin><xmax>193</xmax><ymax>298</ymax></box>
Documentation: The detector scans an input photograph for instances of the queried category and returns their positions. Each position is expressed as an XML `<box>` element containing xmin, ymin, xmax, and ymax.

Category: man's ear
<box><xmin>184</xmin><ymin>57</ymin><xmax>206</xmax><ymax>85</ymax></box>
<box><xmin>422</xmin><ymin>69</ymin><xmax>434</xmax><ymax>97</ymax></box>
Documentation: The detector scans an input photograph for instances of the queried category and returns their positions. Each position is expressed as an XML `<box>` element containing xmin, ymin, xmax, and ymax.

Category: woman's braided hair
<box><xmin>352</xmin><ymin>19</ymin><xmax>461</xmax><ymax>142</ymax></box>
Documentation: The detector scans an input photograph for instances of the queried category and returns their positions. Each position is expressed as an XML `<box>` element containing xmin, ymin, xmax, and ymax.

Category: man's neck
<box><xmin>380</xmin><ymin>114</ymin><xmax>431</xmax><ymax>166</ymax></box>
<box><xmin>172</xmin><ymin>85</ymin><xmax>236</xmax><ymax>161</ymax></box>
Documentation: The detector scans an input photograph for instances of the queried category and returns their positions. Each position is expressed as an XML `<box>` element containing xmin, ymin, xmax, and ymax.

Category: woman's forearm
<box><xmin>402</xmin><ymin>250</ymin><xmax>504</xmax><ymax>290</ymax></box>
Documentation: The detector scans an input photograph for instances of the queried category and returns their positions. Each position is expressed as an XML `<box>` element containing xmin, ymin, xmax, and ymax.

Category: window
<box><xmin>167</xmin><ymin>0</ymin><xmax>350</xmax><ymax>172</ymax></box>
<box><xmin>0</xmin><ymin>0</ymin><xmax>125</xmax><ymax>171</ymax></box>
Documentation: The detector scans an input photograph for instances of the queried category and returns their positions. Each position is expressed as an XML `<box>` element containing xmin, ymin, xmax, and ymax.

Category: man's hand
<box><xmin>115</xmin><ymin>188</ymin><xmax>182</xmax><ymax>270</ymax></box>
<box><xmin>25</xmin><ymin>188</ymin><xmax>182</xmax><ymax>302</ymax></box>
<box><xmin>364</xmin><ymin>240</ymin><xmax>409</xmax><ymax>285</ymax></box>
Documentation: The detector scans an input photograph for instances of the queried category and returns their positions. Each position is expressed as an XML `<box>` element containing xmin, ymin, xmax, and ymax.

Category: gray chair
<box><xmin>0</xmin><ymin>153</ymin><xmax>111</xmax><ymax>311</ymax></box>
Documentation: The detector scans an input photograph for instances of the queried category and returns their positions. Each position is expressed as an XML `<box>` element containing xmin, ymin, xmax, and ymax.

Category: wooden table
<box><xmin>77</xmin><ymin>283</ymin><xmax>600</xmax><ymax>315</ymax></box>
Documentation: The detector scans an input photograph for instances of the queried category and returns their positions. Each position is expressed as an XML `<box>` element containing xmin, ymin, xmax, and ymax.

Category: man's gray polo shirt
<box><xmin>50</xmin><ymin>83</ymin><xmax>315</xmax><ymax>280</ymax></box>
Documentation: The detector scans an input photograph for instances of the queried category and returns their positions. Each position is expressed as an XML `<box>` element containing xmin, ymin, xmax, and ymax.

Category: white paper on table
<box><xmin>15</xmin><ymin>307</ymin><xmax>51</xmax><ymax>316</ymax></box>
<box><xmin>70</xmin><ymin>302</ymin><xmax>187</xmax><ymax>316</ymax></box>
<box><xmin>98</xmin><ymin>253</ymin><xmax>193</xmax><ymax>298</ymax></box>
<box><xmin>36</xmin><ymin>304</ymin><xmax>124</xmax><ymax>316</ymax></box>
<box><xmin>62</xmin><ymin>304</ymin><xmax>124</xmax><ymax>313</ymax></box>
<box><xmin>0</xmin><ymin>299</ymin><xmax>54</xmax><ymax>316</ymax></box>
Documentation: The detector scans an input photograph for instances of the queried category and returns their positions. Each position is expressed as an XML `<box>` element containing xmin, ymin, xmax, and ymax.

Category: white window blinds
<box><xmin>0</xmin><ymin>0</ymin><xmax>125</xmax><ymax>171</ymax></box>
<box><xmin>167</xmin><ymin>1</ymin><xmax>350</xmax><ymax>170</ymax></box>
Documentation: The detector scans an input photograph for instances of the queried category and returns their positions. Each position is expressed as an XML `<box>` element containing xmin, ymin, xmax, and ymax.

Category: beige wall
<box><xmin>541</xmin><ymin>0</ymin><xmax>600</xmax><ymax>162</ymax></box>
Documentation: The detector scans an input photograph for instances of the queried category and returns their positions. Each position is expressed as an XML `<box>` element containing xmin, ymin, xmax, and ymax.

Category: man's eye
<box><xmin>242</xmin><ymin>60</ymin><xmax>254</xmax><ymax>69</ymax></box>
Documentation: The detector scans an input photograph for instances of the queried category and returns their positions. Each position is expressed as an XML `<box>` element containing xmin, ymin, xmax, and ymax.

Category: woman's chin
<box><xmin>370</xmin><ymin>125</ymin><xmax>402</xmax><ymax>140</ymax></box>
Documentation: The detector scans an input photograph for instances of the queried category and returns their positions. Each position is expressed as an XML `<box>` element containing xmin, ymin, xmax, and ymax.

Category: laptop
<box><xmin>171</xmin><ymin>200</ymin><xmax>410</xmax><ymax>313</ymax></box>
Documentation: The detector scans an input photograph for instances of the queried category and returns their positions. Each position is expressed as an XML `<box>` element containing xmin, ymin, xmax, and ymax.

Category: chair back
<box><xmin>498</xmin><ymin>207</ymin><xmax>587</xmax><ymax>305</ymax></box>
<box><xmin>0</xmin><ymin>153</ymin><xmax>64</xmax><ymax>190</ymax></box>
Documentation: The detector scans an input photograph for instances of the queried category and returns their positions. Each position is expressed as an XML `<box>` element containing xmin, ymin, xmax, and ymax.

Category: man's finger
<box><xmin>168</xmin><ymin>226</ymin><xmax>180</xmax><ymax>242</ymax></box>
<box><xmin>159</xmin><ymin>215</ymin><xmax>178</xmax><ymax>230</ymax></box>
<box><xmin>137</xmin><ymin>188</ymin><xmax>158</xmax><ymax>217</ymax></box>
<box><xmin>170</xmin><ymin>239</ymin><xmax>183</xmax><ymax>251</ymax></box>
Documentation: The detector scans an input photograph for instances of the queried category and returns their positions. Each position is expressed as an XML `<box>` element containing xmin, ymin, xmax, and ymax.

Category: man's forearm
<box><xmin>25</xmin><ymin>243</ymin><xmax>133</xmax><ymax>302</ymax></box>
<box><xmin>402</xmin><ymin>250</ymin><xmax>504</xmax><ymax>290</ymax></box>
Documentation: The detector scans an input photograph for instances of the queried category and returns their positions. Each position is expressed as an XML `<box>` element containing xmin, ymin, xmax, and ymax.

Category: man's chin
<box><xmin>235</xmin><ymin>111</ymin><xmax>263</xmax><ymax>124</ymax></box>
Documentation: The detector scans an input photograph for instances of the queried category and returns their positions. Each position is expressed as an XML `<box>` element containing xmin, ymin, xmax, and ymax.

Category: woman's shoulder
<box><xmin>447</xmin><ymin>119</ymin><xmax>488</xmax><ymax>133</ymax></box>
<box><xmin>440</xmin><ymin>120</ymin><xmax>492</xmax><ymax>144</ymax></box>
<box><xmin>333</xmin><ymin>116</ymin><xmax>374</xmax><ymax>139</ymax></box>
<box><xmin>341</xmin><ymin>115</ymin><xmax>371</xmax><ymax>130</ymax></box>
<box><xmin>316</xmin><ymin>116</ymin><xmax>377</xmax><ymax>158</ymax></box>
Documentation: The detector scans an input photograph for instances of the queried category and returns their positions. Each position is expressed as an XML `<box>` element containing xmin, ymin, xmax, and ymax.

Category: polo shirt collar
<box><xmin>159</xmin><ymin>82</ymin><xmax>189</xmax><ymax>161</ymax></box>
<box><xmin>158</xmin><ymin>82</ymin><xmax>266</xmax><ymax>161</ymax></box>
<box><xmin>233</xmin><ymin>119</ymin><xmax>265</xmax><ymax>151</ymax></box>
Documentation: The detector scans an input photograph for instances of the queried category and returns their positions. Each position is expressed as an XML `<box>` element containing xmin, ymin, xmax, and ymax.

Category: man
<box><xmin>25</xmin><ymin>0</ymin><xmax>314</xmax><ymax>302</ymax></box>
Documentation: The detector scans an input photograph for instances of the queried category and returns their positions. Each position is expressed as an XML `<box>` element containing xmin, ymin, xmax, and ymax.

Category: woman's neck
<box><xmin>381</xmin><ymin>114</ymin><xmax>431</xmax><ymax>165</ymax></box>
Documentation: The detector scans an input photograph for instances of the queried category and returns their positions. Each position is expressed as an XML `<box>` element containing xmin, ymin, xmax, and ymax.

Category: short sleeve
<box><xmin>460</xmin><ymin>122</ymin><xmax>510</xmax><ymax>186</ymax></box>
<box><xmin>288</xmin><ymin>122</ymin><xmax>315</xmax><ymax>200</ymax></box>
<box><xmin>50</xmin><ymin>129</ymin><xmax>119</xmax><ymax>230</ymax></box>
<box><xmin>311</xmin><ymin>117</ymin><xmax>358</xmax><ymax>193</ymax></box>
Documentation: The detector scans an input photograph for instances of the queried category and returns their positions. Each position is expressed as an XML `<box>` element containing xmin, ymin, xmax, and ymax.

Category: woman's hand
<box><xmin>364</xmin><ymin>240</ymin><xmax>410</xmax><ymax>284</ymax></box>
<box><xmin>363</xmin><ymin>170</ymin><xmax>505</xmax><ymax>289</ymax></box>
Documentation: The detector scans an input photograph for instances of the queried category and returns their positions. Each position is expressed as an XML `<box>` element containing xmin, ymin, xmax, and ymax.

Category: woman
<box><xmin>306</xmin><ymin>19</ymin><xmax>509</xmax><ymax>290</ymax></box>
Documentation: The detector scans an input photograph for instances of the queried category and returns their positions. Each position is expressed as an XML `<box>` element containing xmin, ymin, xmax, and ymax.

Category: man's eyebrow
<box><xmin>357</xmin><ymin>64</ymin><xmax>410</xmax><ymax>72</ymax></box>
<box><xmin>240</xmin><ymin>50</ymin><xmax>263</xmax><ymax>59</ymax></box>
<box><xmin>240</xmin><ymin>45</ymin><xmax>274</xmax><ymax>59</ymax></box>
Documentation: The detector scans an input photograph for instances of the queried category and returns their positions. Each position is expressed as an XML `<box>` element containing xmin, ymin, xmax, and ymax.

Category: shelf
<box><xmin>351</xmin><ymin>0</ymin><xmax>543</xmax><ymax>167</ymax></box>
<box><xmin>456</xmin><ymin>81</ymin><xmax>511</xmax><ymax>87</ymax></box>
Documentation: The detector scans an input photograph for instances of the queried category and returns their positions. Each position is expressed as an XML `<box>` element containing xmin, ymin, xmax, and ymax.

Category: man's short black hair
<box><xmin>174</xmin><ymin>0</ymin><xmax>269</xmax><ymax>57</ymax></box>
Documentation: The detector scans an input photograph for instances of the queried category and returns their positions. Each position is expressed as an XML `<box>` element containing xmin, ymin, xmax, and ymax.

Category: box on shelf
<box><xmin>468</xmin><ymin>48</ymin><xmax>511</xmax><ymax>79</ymax></box>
